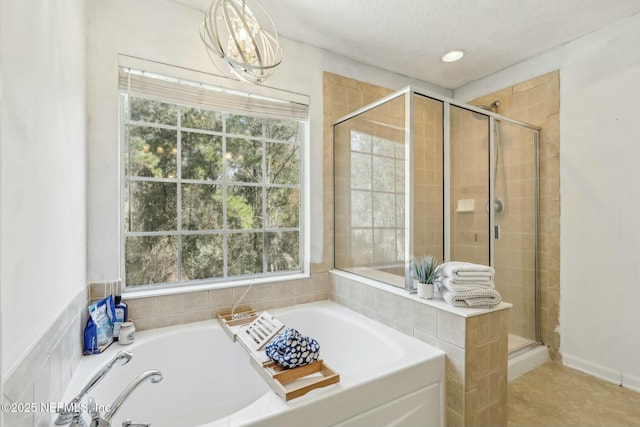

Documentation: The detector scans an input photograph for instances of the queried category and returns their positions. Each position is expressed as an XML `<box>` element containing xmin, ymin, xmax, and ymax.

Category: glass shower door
<box><xmin>449</xmin><ymin>105</ymin><xmax>491</xmax><ymax>265</ymax></box>
<box><xmin>492</xmin><ymin>120</ymin><xmax>539</xmax><ymax>352</ymax></box>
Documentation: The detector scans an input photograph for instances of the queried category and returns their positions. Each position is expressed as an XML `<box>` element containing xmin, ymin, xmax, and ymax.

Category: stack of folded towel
<box><xmin>435</xmin><ymin>262</ymin><xmax>502</xmax><ymax>308</ymax></box>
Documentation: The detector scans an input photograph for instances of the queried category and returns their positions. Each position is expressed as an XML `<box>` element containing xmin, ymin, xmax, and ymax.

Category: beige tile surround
<box><xmin>469</xmin><ymin>71</ymin><xmax>561</xmax><ymax>360</ymax></box>
<box><xmin>89</xmin><ymin>268</ymin><xmax>331</xmax><ymax>331</ymax></box>
<box><xmin>331</xmin><ymin>271</ymin><xmax>510</xmax><ymax>427</ymax></box>
<box><xmin>323</xmin><ymin>71</ymin><xmax>558</xmax><ymax>426</ymax></box>
<box><xmin>323</xmin><ymin>72</ymin><xmax>560</xmax><ymax>363</ymax></box>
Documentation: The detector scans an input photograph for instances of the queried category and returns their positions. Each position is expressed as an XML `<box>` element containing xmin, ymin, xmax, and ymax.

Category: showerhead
<box><xmin>479</xmin><ymin>100</ymin><xmax>500</xmax><ymax>112</ymax></box>
<box><xmin>472</xmin><ymin>100</ymin><xmax>500</xmax><ymax>120</ymax></box>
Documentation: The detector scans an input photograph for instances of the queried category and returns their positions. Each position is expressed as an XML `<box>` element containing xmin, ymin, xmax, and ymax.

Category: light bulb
<box><xmin>441</xmin><ymin>50</ymin><xmax>465</xmax><ymax>63</ymax></box>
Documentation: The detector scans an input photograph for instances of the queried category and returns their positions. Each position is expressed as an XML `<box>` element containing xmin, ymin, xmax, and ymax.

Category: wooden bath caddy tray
<box><xmin>218</xmin><ymin>309</ymin><xmax>340</xmax><ymax>401</ymax></box>
<box><xmin>218</xmin><ymin>310</ymin><xmax>285</xmax><ymax>351</ymax></box>
<box><xmin>252</xmin><ymin>357</ymin><xmax>340</xmax><ymax>401</ymax></box>
<box><xmin>217</xmin><ymin>308</ymin><xmax>259</xmax><ymax>342</ymax></box>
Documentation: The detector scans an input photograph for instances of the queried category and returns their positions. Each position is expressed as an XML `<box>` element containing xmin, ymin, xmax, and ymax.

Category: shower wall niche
<box><xmin>333</xmin><ymin>87</ymin><xmax>541</xmax><ymax>352</ymax></box>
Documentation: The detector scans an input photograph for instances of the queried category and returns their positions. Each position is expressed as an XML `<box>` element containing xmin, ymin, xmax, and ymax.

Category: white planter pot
<box><xmin>416</xmin><ymin>282</ymin><xmax>434</xmax><ymax>299</ymax></box>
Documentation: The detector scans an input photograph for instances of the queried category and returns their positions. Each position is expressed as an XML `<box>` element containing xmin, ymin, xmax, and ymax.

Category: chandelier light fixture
<box><xmin>200</xmin><ymin>0</ymin><xmax>283</xmax><ymax>84</ymax></box>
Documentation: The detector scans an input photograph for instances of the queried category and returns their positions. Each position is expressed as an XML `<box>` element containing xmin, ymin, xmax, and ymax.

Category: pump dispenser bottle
<box><xmin>113</xmin><ymin>281</ymin><xmax>128</xmax><ymax>341</ymax></box>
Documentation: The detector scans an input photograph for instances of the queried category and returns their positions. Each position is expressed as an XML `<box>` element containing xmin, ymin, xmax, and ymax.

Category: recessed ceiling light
<box><xmin>441</xmin><ymin>50</ymin><xmax>465</xmax><ymax>63</ymax></box>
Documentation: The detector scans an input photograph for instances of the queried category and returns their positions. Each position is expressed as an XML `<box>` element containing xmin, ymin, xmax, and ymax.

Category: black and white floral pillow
<box><xmin>265</xmin><ymin>328</ymin><xmax>320</xmax><ymax>369</ymax></box>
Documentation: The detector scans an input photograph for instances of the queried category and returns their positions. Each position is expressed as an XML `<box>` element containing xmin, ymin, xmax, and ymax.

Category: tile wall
<box><xmin>449</xmin><ymin>105</ymin><xmax>493</xmax><ymax>265</ymax></box>
<box><xmin>89</xmin><ymin>268</ymin><xmax>331</xmax><ymax>331</ymax></box>
<box><xmin>2</xmin><ymin>287</ymin><xmax>87</xmax><ymax>427</ymax></box>
<box><xmin>322</xmin><ymin>72</ymin><xmax>394</xmax><ymax>269</ymax></box>
<box><xmin>331</xmin><ymin>271</ymin><xmax>510</xmax><ymax>427</ymax></box>
<box><xmin>413</xmin><ymin>95</ymin><xmax>444</xmax><ymax>259</ymax></box>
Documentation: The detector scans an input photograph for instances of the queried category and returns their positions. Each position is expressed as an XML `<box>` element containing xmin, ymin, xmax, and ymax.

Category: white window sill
<box><xmin>123</xmin><ymin>273</ymin><xmax>311</xmax><ymax>300</ymax></box>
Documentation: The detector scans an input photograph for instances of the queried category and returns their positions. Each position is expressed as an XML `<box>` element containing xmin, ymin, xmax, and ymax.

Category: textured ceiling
<box><xmin>175</xmin><ymin>0</ymin><xmax>640</xmax><ymax>89</ymax></box>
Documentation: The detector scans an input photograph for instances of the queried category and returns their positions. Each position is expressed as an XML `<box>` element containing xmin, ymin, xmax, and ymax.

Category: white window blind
<box><xmin>118</xmin><ymin>67</ymin><xmax>309</xmax><ymax>121</ymax></box>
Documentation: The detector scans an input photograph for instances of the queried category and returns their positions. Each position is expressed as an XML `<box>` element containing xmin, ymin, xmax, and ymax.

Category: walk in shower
<box><xmin>333</xmin><ymin>87</ymin><xmax>541</xmax><ymax>354</ymax></box>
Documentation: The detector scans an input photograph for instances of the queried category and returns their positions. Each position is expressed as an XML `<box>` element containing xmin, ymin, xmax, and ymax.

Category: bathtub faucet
<box><xmin>122</xmin><ymin>421</ymin><xmax>152</xmax><ymax>427</ymax></box>
<box><xmin>89</xmin><ymin>370</ymin><xmax>163</xmax><ymax>427</ymax></box>
<box><xmin>55</xmin><ymin>351</ymin><xmax>133</xmax><ymax>425</ymax></box>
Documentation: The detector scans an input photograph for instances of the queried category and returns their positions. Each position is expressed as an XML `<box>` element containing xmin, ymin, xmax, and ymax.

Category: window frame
<box><xmin>118</xmin><ymin>63</ymin><xmax>309</xmax><ymax>292</ymax></box>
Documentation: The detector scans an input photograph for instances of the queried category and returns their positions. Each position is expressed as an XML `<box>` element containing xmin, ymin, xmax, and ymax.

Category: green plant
<box><xmin>414</xmin><ymin>255</ymin><xmax>441</xmax><ymax>284</ymax></box>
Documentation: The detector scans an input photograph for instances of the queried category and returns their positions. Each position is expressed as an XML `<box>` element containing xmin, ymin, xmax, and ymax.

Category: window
<box><xmin>349</xmin><ymin>131</ymin><xmax>405</xmax><ymax>267</ymax></box>
<box><xmin>120</xmin><ymin>68</ymin><xmax>307</xmax><ymax>288</ymax></box>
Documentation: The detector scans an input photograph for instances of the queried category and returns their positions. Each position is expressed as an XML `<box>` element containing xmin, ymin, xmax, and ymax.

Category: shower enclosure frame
<box><xmin>333</xmin><ymin>86</ymin><xmax>542</xmax><ymax>345</ymax></box>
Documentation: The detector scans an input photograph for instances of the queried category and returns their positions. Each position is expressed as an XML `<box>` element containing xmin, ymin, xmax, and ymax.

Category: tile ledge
<box><xmin>330</xmin><ymin>269</ymin><xmax>512</xmax><ymax>318</ymax></box>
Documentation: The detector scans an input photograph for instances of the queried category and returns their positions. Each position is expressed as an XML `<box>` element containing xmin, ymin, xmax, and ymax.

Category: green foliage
<box><xmin>124</xmin><ymin>96</ymin><xmax>302</xmax><ymax>286</ymax></box>
<box><xmin>226</xmin><ymin>138</ymin><xmax>262</xmax><ymax>182</ymax></box>
<box><xmin>125</xmin><ymin>182</ymin><xmax>177</xmax><ymax>232</ymax></box>
<box><xmin>266</xmin><ymin>119</ymin><xmax>299</xmax><ymax>142</ymax></box>
<box><xmin>228</xmin><ymin>233</ymin><xmax>263</xmax><ymax>275</ymax></box>
<box><xmin>126</xmin><ymin>127</ymin><xmax>177</xmax><ymax>178</ymax></box>
<box><xmin>227</xmin><ymin>192</ymin><xmax>256</xmax><ymax>229</ymax></box>
<box><xmin>267</xmin><ymin>187</ymin><xmax>299</xmax><ymax>228</ymax></box>
<box><xmin>267</xmin><ymin>142</ymin><xmax>299</xmax><ymax>184</ymax></box>
<box><xmin>414</xmin><ymin>255</ymin><xmax>441</xmax><ymax>284</ymax></box>
<box><xmin>181</xmin><ymin>184</ymin><xmax>223</xmax><ymax>230</ymax></box>
<box><xmin>181</xmin><ymin>235</ymin><xmax>224</xmax><ymax>281</ymax></box>
<box><xmin>130</xmin><ymin>97</ymin><xmax>177</xmax><ymax>125</ymax></box>
<box><xmin>227</xmin><ymin>114</ymin><xmax>263</xmax><ymax>137</ymax></box>
<box><xmin>267</xmin><ymin>231</ymin><xmax>300</xmax><ymax>272</ymax></box>
<box><xmin>181</xmin><ymin>107</ymin><xmax>222</xmax><ymax>131</ymax></box>
<box><xmin>181</xmin><ymin>132</ymin><xmax>223</xmax><ymax>180</ymax></box>
<box><xmin>125</xmin><ymin>236</ymin><xmax>178</xmax><ymax>286</ymax></box>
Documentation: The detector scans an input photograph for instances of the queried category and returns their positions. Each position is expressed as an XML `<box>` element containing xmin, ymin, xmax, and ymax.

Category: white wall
<box><xmin>0</xmin><ymin>0</ymin><xmax>87</xmax><ymax>377</ymax></box>
<box><xmin>456</xmin><ymin>12</ymin><xmax>640</xmax><ymax>389</ymax></box>
<box><xmin>87</xmin><ymin>0</ymin><xmax>450</xmax><ymax>282</ymax></box>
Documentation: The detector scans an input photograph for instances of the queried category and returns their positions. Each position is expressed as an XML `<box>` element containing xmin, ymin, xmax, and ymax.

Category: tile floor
<box><xmin>508</xmin><ymin>362</ymin><xmax>640</xmax><ymax>426</ymax></box>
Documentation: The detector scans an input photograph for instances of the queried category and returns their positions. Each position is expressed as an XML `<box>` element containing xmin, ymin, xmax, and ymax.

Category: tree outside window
<box><xmin>123</xmin><ymin>96</ymin><xmax>303</xmax><ymax>287</ymax></box>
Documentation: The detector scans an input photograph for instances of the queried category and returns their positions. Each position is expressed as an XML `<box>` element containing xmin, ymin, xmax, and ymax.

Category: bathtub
<box><xmin>58</xmin><ymin>301</ymin><xmax>445</xmax><ymax>427</ymax></box>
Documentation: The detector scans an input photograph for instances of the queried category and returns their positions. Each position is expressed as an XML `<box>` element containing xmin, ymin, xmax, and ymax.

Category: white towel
<box><xmin>439</xmin><ymin>275</ymin><xmax>493</xmax><ymax>283</ymax></box>
<box><xmin>439</xmin><ymin>262</ymin><xmax>495</xmax><ymax>279</ymax></box>
<box><xmin>435</xmin><ymin>277</ymin><xmax>495</xmax><ymax>292</ymax></box>
<box><xmin>440</xmin><ymin>287</ymin><xmax>502</xmax><ymax>308</ymax></box>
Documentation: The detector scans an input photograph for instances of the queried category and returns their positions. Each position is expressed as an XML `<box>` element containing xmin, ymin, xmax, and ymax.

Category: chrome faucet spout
<box><xmin>55</xmin><ymin>351</ymin><xmax>133</xmax><ymax>425</ymax></box>
<box><xmin>97</xmin><ymin>370</ymin><xmax>163</xmax><ymax>426</ymax></box>
<box><xmin>78</xmin><ymin>351</ymin><xmax>133</xmax><ymax>399</ymax></box>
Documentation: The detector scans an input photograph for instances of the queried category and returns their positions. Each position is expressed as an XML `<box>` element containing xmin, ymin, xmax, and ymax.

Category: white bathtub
<box><xmin>59</xmin><ymin>301</ymin><xmax>445</xmax><ymax>427</ymax></box>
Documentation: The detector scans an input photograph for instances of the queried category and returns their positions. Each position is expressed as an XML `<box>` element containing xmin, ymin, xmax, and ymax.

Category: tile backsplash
<box><xmin>90</xmin><ymin>271</ymin><xmax>330</xmax><ymax>332</ymax></box>
<box><xmin>2</xmin><ymin>287</ymin><xmax>87</xmax><ymax>427</ymax></box>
